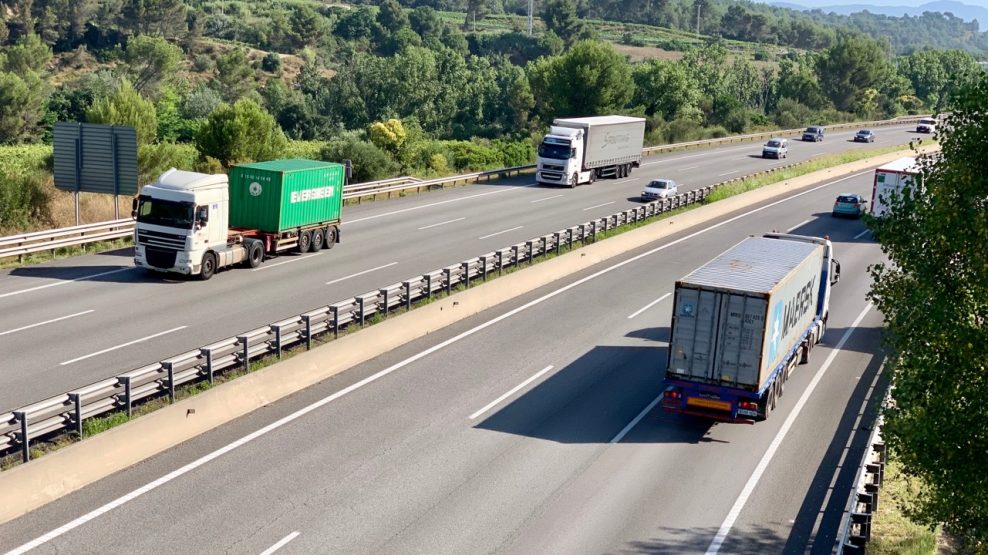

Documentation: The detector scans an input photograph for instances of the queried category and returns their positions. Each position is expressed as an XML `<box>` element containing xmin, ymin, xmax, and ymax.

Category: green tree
<box><xmin>119</xmin><ymin>0</ymin><xmax>188</xmax><ymax>37</ymax></box>
<box><xmin>0</xmin><ymin>70</ymin><xmax>47</xmax><ymax>144</ymax></box>
<box><xmin>288</xmin><ymin>5</ymin><xmax>330</xmax><ymax>49</ymax></box>
<box><xmin>367</xmin><ymin>119</ymin><xmax>407</xmax><ymax>157</ymax></box>
<box><xmin>527</xmin><ymin>40</ymin><xmax>634</xmax><ymax>119</ymax></box>
<box><xmin>2</xmin><ymin>34</ymin><xmax>52</xmax><ymax>75</ymax></box>
<box><xmin>815</xmin><ymin>33</ymin><xmax>890</xmax><ymax>112</ymax></box>
<box><xmin>123</xmin><ymin>35</ymin><xmax>182</xmax><ymax>97</ymax></box>
<box><xmin>194</xmin><ymin>99</ymin><xmax>288</xmax><ymax>168</ymax></box>
<box><xmin>86</xmin><ymin>79</ymin><xmax>158</xmax><ymax>145</ymax></box>
<box><xmin>898</xmin><ymin>50</ymin><xmax>984</xmax><ymax>112</ymax></box>
<box><xmin>409</xmin><ymin>6</ymin><xmax>443</xmax><ymax>47</ymax></box>
<box><xmin>775</xmin><ymin>58</ymin><xmax>828</xmax><ymax>110</ymax></box>
<box><xmin>377</xmin><ymin>0</ymin><xmax>409</xmax><ymax>34</ymax></box>
<box><xmin>541</xmin><ymin>0</ymin><xmax>591</xmax><ymax>48</ymax></box>
<box><xmin>319</xmin><ymin>131</ymin><xmax>397</xmax><ymax>182</ymax></box>
<box><xmin>866</xmin><ymin>79</ymin><xmax>988</xmax><ymax>553</ymax></box>
<box><xmin>632</xmin><ymin>59</ymin><xmax>702</xmax><ymax>122</ymax></box>
<box><xmin>214</xmin><ymin>48</ymin><xmax>255</xmax><ymax>102</ymax></box>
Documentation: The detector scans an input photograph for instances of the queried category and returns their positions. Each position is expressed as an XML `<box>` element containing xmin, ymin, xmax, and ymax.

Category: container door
<box><xmin>712</xmin><ymin>293</ymin><xmax>766</xmax><ymax>388</ymax></box>
<box><xmin>669</xmin><ymin>287</ymin><xmax>720</xmax><ymax>381</ymax></box>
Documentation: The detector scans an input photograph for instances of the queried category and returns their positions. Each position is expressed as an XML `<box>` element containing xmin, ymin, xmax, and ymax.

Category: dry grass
<box><xmin>612</xmin><ymin>44</ymin><xmax>684</xmax><ymax>62</ymax></box>
<box><xmin>49</xmin><ymin>186</ymin><xmax>123</xmax><ymax>227</ymax></box>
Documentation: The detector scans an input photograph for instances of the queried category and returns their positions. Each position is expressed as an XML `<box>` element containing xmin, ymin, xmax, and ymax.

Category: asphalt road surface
<box><xmin>1</xmin><ymin>170</ymin><xmax>889</xmax><ymax>554</ymax></box>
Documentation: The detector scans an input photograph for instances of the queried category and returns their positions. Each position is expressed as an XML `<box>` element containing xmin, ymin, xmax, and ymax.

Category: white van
<box><xmin>917</xmin><ymin>117</ymin><xmax>936</xmax><ymax>134</ymax></box>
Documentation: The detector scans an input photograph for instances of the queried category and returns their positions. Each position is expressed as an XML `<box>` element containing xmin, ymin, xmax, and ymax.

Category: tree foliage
<box><xmin>194</xmin><ymin>98</ymin><xmax>288</xmax><ymax>168</ymax></box>
<box><xmin>122</xmin><ymin>35</ymin><xmax>182</xmax><ymax>97</ymax></box>
<box><xmin>866</xmin><ymin>78</ymin><xmax>988</xmax><ymax>553</ymax></box>
<box><xmin>816</xmin><ymin>33</ymin><xmax>891</xmax><ymax>112</ymax></box>
<box><xmin>0</xmin><ymin>71</ymin><xmax>48</xmax><ymax>144</ymax></box>
<box><xmin>86</xmin><ymin>79</ymin><xmax>158</xmax><ymax>145</ymax></box>
<box><xmin>527</xmin><ymin>40</ymin><xmax>633</xmax><ymax>119</ymax></box>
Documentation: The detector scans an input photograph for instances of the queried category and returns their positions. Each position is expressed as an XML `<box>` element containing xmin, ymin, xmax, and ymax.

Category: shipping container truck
<box><xmin>133</xmin><ymin>159</ymin><xmax>344</xmax><ymax>280</ymax></box>
<box><xmin>870</xmin><ymin>157</ymin><xmax>920</xmax><ymax>218</ymax></box>
<box><xmin>662</xmin><ymin>233</ymin><xmax>841</xmax><ymax>422</ymax></box>
<box><xmin>536</xmin><ymin>116</ymin><xmax>646</xmax><ymax>187</ymax></box>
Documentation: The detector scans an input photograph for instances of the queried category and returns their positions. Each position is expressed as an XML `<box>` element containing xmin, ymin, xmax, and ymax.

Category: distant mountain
<box><xmin>767</xmin><ymin>0</ymin><xmax>988</xmax><ymax>23</ymax></box>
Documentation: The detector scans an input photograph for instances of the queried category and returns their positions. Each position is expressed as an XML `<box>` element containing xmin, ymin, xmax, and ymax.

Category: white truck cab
<box><xmin>537</xmin><ymin>126</ymin><xmax>587</xmax><ymax>187</ymax></box>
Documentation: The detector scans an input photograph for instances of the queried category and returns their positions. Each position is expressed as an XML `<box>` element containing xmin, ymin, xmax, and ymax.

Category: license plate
<box><xmin>737</xmin><ymin>408</ymin><xmax>758</xmax><ymax>417</ymax></box>
<box><xmin>686</xmin><ymin>397</ymin><xmax>732</xmax><ymax>412</ymax></box>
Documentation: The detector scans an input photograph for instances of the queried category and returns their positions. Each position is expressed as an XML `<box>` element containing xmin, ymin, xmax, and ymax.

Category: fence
<box><xmin>0</xmin><ymin>116</ymin><xmax>924</xmax><ymax>262</ymax></box>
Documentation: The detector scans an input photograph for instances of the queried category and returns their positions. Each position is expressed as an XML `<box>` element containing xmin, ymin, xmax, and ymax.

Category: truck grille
<box><xmin>145</xmin><ymin>247</ymin><xmax>177</xmax><ymax>268</ymax></box>
<box><xmin>542</xmin><ymin>164</ymin><xmax>565</xmax><ymax>171</ymax></box>
<box><xmin>138</xmin><ymin>229</ymin><xmax>186</xmax><ymax>250</ymax></box>
<box><xmin>540</xmin><ymin>172</ymin><xmax>564</xmax><ymax>180</ymax></box>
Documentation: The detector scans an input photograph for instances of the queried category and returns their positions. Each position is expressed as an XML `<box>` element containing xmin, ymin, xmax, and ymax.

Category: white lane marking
<box><xmin>680</xmin><ymin>166</ymin><xmax>698</xmax><ymax>171</ymax></box>
<box><xmin>853</xmin><ymin>229</ymin><xmax>870</xmax><ymax>239</ymax></box>
<box><xmin>259</xmin><ymin>531</ymin><xmax>300</xmax><ymax>555</ymax></box>
<box><xmin>704</xmin><ymin>303</ymin><xmax>873</xmax><ymax>554</ymax></box>
<box><xmin>718</xmin><ymin>170</ymin><xmax>739</xmax><ymax>177</ymax></box>
<box><xmin>627</xmin><ymin>293</ymin><xmax>671</xmax><ymax>320</ymax></box>
<box><xmin>470</xmin><ymin>365</ymin><xmax>554</xmax><ymax>420</ymax></box>
<box><xmin>418</xmin><ymin>217</ymin><xmax>466</xmax><ymax>231</ymax></box>
<box><xmin>0</xmin><ymin>268</ymin><xmax>134</xmax><ymax>300</ymax></box>
<box><xmin>787</xmin><ymin>219</ymin><xmax>813</xmax><ymax>232</ymax></box>
<box><xmin>611</xmin><ymin>395</ymin><xmax>662</xmax><ymax>443</ymax></box>
<box><xmin>479</xmin><ymin>226</ymin><xmax>524</xmax><ymax>240</ymax></box>
<box><xmin>325</xmin><ymin>262</ymin><xmax>398</xmax><ymax>286</ymax></box>
<box><xmin>583</xmin><ymin>201</ymin><xmax>616</xmax><ymax>211</ymax></box>
<box><xmin>7</xmin><ymin>171</ymin><xmax>872</xmax><ymax>555</ymax></box>
<box><xmin>531</xmin><ymin>195</ymin><xmax>563</xmax><ymax>204</ymax></box>
<box><xmin>252</xmin><ymin>253</ymin><xmax>323</xmax><ymax>272</ymax></box>
<box><xmin>60</xmin><ymin>326</ymin><xmax>188</xmax><ymax>366</ymax></box>
<box><xmin>345</xmin><ymin>185</ymin><xmax>532</xmax><ymax>225</ymax></box>
<box><xmin>642</xmin><ymin>144</ymin><xmax>753</xmax><ymax>166</ymax></box>
<box><xmin>0</xmin><ymin>310</ymin><xmax>95</xmax><ymax>337</ymax></box>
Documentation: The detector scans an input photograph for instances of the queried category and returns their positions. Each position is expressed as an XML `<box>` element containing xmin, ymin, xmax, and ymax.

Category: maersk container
<box><xmin>228</xmin><ymin>159</ymin><xmax>344</xmax><ymax>233</ymax></box>
<box><xmin>667</xmin><ymin>237</ymin><xmax>825</xmax><ymax>392</ymax></box>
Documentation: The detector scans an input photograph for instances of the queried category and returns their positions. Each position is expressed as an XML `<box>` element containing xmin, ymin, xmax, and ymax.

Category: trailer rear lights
<box><xmin>739</xmin><ymin>401</ymin><xmax>758</xmax><ymax>411</ymax></box>
<box><xmin>665</xmin><ymin>390</ymin><xmax>681</xmax><ymax>399</ymax></box>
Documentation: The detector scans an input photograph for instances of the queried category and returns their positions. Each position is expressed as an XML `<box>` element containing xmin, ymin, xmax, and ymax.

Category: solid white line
<box><xmin>583</xmin><ymin>201</ymin><xmax>616</xmax><ymax>211</ymax></box>
<box><xmin>7</xmin><ymin>170</ymin><xmax>871</xmax><ymax>555</ymax></box>
<box><xmin>853</xmin><ymin>229</ymin><xmax>870</xmax><ymax>239</ymax></box>
<box><xmin>345</xmin><ymin>185</ymin><xmax>532</xmax><ymax>225</ymax></box>
<box><xmin>530</xmin><ymin>194</ymin><xmax>563</xmax><ymax>204</ymax></box>
<box><xmin>259</xmin><ymin>531</ymin><xmax>300</xmax><ymax>555</ymax></box>
<box><xmin>627</xmin><ymin>293</ymin><xmax>671</xmax><ymax>320</ymax></box>
<box><xmin>0</xmin><ymin>310</ymin><xmax>94</xmax><ymax>337</ymax></box>
<box><xmin>610</xmin><ymin>395</ymin><xmax>662</xmax><ymax>443</ymax></box>
<box><xmin>718</xmin><ymin>170</ymin><xmax>739</xmax><ymax>177</ymax></box>
<box><xmin>60</xmin><ymin>326</ymin><xmax>188</xmax><ymax>366</ymax></box>
<box><xmin>0</xmin><ymin>268</ymin><xmax>134</xmax><ymax>300</ymax></box>
<box><xmin>787</xmin><ymin>219</ymin><xmax>813</xmax><ymax>232</ymax></box>
<box><xmin>469</xmin><ymin>365</ymin><xmax>554</xmax><ymax>420</ymax></box>
<box><xmin>680</xmin><ymin>166</ymin><xmax>699</xmax><ymax>171</ymax></box>
<box><xmin>479</xmin><ymin>226</ymin><xmax>524</xmax><ymax>240</ymax></box>
<box><xmin>418</xmin><ymin>217</ymin><xmax>465</xmax><ymax>231</ymax></box>
<box><xmin>252</xmin><ymin>253</ymin><xmax>322</xmax><ymax>272</ymax></box>
<box><xmin>704</xmin><ymin>303</ymin><xmax>873</xmax><ymax>554</ymax></box>
<box><xmin>325</xmin><ymin>262</ymin><xmax>398</xmax><ymax>285</ymax></box>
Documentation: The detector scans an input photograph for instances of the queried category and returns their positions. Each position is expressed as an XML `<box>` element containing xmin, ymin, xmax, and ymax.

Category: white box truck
<box><xmin>870</xmin><ymin>157</ymin><xmax>920</xmax><ymax>217</ymax></box>
<box><xmin>536</xmin><ymin>116</ymin><xmax>645</xmax><ymax>187</ymax></box>
<box><xmin>663</xmin><ymin>233</ymin><xmax>841</xmax><ymax>422</ymax></box>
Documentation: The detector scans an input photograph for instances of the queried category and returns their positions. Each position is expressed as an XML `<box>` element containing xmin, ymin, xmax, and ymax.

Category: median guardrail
<box><xmin>0</xmin><ymin>116</ymin><xmax>925</xmax><ymax>262</ymax></box>
<box><xmin>835</xmin><ymin>395</ymin><xmax>889</xmax><ymax>554</ymax></box>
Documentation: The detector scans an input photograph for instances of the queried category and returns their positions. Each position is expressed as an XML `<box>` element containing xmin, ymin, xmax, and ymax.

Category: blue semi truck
<box><xmin>662</xmin><ymin>233</ymin><xmax>841</xmax><ymax>422</ymax></box>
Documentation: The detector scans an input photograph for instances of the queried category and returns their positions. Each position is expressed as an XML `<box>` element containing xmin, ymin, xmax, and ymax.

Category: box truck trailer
<box><xmin>134</xmin><ymin>159</ymin><xmax>344</xmax><ymax>280</ymax></box>
<box><xmin>536</xmin><ymin>116</ymin><xmax>646</xmax><ymax>187</ymax></box>
<box><xmin>662</xmin><ymin>233</ymin><xmax>841</xmax><ymax>422</ymax></box>
<box><xmin>870</xmin><ymin>157</ymin><xmax>920</xmax><ymax>218</ymax></box>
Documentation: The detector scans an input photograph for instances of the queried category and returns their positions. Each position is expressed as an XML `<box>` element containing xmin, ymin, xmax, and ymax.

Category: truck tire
<box><xmin>324</xmin><ymin>227</ymin><xmax>337</xmax><ymax>249</ymax></box>
<box><xmin>311</xmin><ymin>228</ymin><xmax>324</xmax><ymax>252</ymax></box>
<box><xmin>625</xmin><ymin>163</ymin><xmax>633</xmax><ymax>177</ymax></box>
<box><xmin>297</xmin><ymin>230</ymin><xmax>312</xmax><ymax>254</ymax></box>
<box><xmin>246</xmin><ymin>240</ymin><xmax>263</xmax><ymax>268</ymax></box>
<box><xmin>569</xmin><ymin>173</ymin><xmax>578</xmax><ymax>188</ymax></box>
<box><xmin>200</xmin><ymin>252</ymin><xmax>216</xmax><ymax>281</ymax></box>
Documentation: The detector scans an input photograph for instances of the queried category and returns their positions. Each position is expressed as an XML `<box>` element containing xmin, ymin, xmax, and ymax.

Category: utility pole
<box><xmin>528</xmin><ymin>0</ymin><xmax>534</xmax><ymax>36</ymax></box>
<box><xmin>696</xmin><ymin>2</ymin><xmax>701</xmax><ymax>38</ymax></box>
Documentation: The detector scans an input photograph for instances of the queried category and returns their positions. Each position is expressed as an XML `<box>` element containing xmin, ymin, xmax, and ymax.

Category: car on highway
<box><xmin>762</xmin><ymin>138</ymin><xmax>789</xmax><ymax>159</ymax></box>
<box><xmin>802</xmin><ymin>125</ymin><xmax>825</xmax><ymax>142</ymax></box>
<box><xmin>832</xmin><ymin>193</ymin><xmax>868</xmax><ymax>218</ymax></box>
<box><xmin>641</xmin><ymin>179</ymin><xmax>678</xmax><ymax>201</ymax></box>
<box><xmin>854</xmin><ymin>129</ymin><xmax>875</xmax><ymax>143</ymax></box>
<box><xmin>917</xmin><ymin>117</ymin><xmax>936</xmax><ymax>133</ymax></box>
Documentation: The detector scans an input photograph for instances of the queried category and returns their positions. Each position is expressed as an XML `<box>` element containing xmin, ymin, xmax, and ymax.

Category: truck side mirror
<box><xmin>131</xmin><ymin>198</ymin><xmax>138</xmax><ymax>219</ymax></box>
<box><xmin>196</xmin><ymin>206</ymin><xmax>209</xmax><ymax>228</ymax></box>
<box><xmin>831</xmin><ymin>259</ymin><xmax>841</xmax><ymax>285</ymax></box>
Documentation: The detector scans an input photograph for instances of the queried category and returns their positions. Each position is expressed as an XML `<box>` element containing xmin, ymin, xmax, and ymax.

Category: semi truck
<box><xmin>662</xmin><ymin>233</ymin><xmax>841</xmax><ymax>422</ymax></box>
<box><xmin>535</xmin><ymin>115</ymin><xmax>646</xmax><ymax>187</ymax></box>
<box><xmin>133</xmin><ymin>159</ymin><xmax>344</xmax><ymax>280</ymax></box>
<box><xmin>870</xmin><ymin>157</ymin><xmax>919</xmax><ymax>218</ymax></box>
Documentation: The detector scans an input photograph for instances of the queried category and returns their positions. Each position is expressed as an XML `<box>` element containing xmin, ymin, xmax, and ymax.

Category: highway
<box><xmin>0</xmin><ymin>170</ymin><xmax>888</xmax><ymax>553</ymax></box>
<box><xmin>0</xmin><ymin>124</ymin><xmax>914</xmax><ymax>411</ymax></box>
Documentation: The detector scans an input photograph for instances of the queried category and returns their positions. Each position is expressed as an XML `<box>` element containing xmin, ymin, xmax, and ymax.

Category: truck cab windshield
<box><xmin>538</xmin><ymin>142</ymin><xmax>573</xmax><ymax>160</ymax></box>
<box><xmin>136</xmin><ymin>196</ymin><xmax>195</xmax><ymax>229</ymax></box>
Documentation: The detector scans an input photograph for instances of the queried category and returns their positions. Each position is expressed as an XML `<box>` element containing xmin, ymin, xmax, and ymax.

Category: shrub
<box><xmin>319</xmin><ymin>132</ymin><xmax>397</xmax><ymax>182</ymax></box>
<box><xmin>0</xmin><ymin>170</ymin><xmax>52</xmax><ymax>233</ymax></box>
<box><xmin>261</xmin><ymin>52</ymin><xmax>281</xmax><ymax>73</ymax></box>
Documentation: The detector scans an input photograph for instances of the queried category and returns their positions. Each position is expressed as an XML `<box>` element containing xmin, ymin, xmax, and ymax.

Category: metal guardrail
<box><xmin>835</xmin><ymin>397</ymin><xmax>889</xmax><ymax>554</ymax></box>
<box><xmin>0</xmin><ymin>116</ymin><xmax>925</xmax><ymax>262</ymax></box>
<box><xmin>0</xmin><ymin>184</ymin><xmax>718</xmax><ymax>464</ymax></box>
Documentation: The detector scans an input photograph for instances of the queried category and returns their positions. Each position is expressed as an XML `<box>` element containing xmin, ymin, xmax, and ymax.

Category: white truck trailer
<box><xmin>535</xmin><ymin>116</ymin><xmax>646</xmax><ymax>187</ymax></box>
<box><xmin>870</xmin><ymin>157</ymin><xmax>920</xmax><ymax>218</ymax></box>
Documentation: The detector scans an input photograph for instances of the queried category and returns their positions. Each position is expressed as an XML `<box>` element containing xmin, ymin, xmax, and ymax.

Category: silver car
<box><xmin>641</xmin><ymin>179</ymin><xmax>679</xmax><ymax>201</ymax></box>
<box><xmin>762</xmin><ymin>138</ymin><xmax>788</xmax><ymax>159</ymax></box>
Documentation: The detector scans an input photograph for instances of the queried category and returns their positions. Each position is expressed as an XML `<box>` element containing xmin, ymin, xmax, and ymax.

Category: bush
<box><xmin>261</xmin><ymin>52</ymin><xmax>281</xmax><ymax>73</ymax></box>
<box><xmin>0</xmin><ymin>171</ymin><xmax>52</xmax><ymax>233</ymax></box>
<box><xmin>318</xmin><ymin>132</ymin><xmax>397</xmax><ymax>183</ymax></box>
<box><xmin>492</xmin><ymin>139</ymin><xmax>534</xmax><ymax>167</ymax></box>
<box><xmin>445</xmin><ymin>140</ymin><xmax>502</xmax><ymax>171</ymax></box>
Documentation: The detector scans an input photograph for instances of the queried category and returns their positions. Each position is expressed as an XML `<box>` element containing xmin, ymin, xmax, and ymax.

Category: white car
<box><xmin>762</xmin><ymin>138</ymin><xmax>788</xmax><ymax>159</ymax></box>
<box><xmin>641</xmin><ymin>179</ymin><xmax>678</xmax><ymax>201</ymax></box>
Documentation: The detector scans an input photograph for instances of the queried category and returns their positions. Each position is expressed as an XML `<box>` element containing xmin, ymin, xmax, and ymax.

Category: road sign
<box><xmin>53</xmin><ymin>122</ymin><xmax>139</xmax><ymax>196</ymax></box>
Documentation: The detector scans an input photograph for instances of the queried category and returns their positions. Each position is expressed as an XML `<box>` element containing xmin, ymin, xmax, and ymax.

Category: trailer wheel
<box><xmin>297</xmin><ymin>230</ymin><xmax>312</xmax><ymax>253</ymax></box>
<box><xmin>246</xmin><ymin>241</ymin><xmax>263</xmax><ymax>268</ymax></box>
<box><xmin>323</xmin><ymin>227</ymin><xmax>337</xmax><ymax>249</ymax></box>
<box><xmin>311</xmin><ymin>228</ymin><xmax>324</xmax><ymax>252</ymax></box>
<box><xmin>625</xmin><ymin>163</ymin><xmax>633</xmax><ymax>177</ymax></box>
<box><xmin>200</xmin><ymin>252</ymin><xmax>216</xmax><ymax>281</ymax></box>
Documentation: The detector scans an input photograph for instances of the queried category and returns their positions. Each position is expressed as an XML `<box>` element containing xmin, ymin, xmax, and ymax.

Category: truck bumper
<box><xmin>536</xmin><ymin>171</ymin><xmax>567</xmax><ymax>185</ymax></box>
<box><xmin>661</xmin><ymin>383</ymin><xmax>757</xmax><ymax>424</ymax></box>
<box><xmin>134</xmin><ymin>246</ymin><xmax>195</xmax><ymax>275</ymax></box>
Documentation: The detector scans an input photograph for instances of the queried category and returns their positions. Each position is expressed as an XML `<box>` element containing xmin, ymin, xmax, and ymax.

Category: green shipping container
<box><xmin>228</xmin><ymin>159</ymin><xmax>344</xmax><ymax>233</ymax></box>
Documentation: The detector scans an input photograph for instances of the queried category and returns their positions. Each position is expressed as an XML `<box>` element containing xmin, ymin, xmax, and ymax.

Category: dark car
<box><xmin>802</xmin><ymin>126</ymin><xmax>825</xmax><ymax>142</ymax></box>
<box><xmin>833</xmin><ymin>193</ymin><xmax>868</xmax><ymax>218</ymax></box>
<box><xmin>854</xmin><ymin>129</ymin><xmax>875</xmax><ymax>143</ymax></box>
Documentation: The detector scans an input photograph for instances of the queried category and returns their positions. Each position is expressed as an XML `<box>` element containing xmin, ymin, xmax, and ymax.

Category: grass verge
<box><xmin>869</xmin><ymin>460</ymin><xmax>940</xmax><ymax>555</ymax></box>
